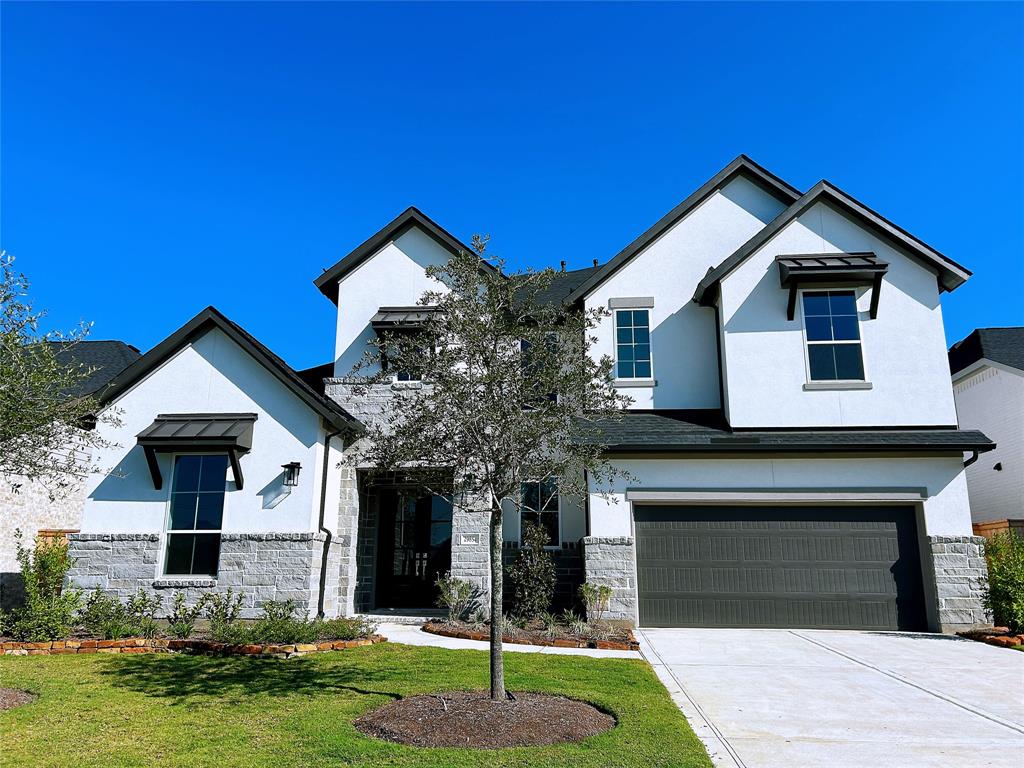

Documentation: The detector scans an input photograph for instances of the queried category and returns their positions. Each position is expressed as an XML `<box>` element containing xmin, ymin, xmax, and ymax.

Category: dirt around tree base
<box><xmin>0</xmin><ymin>688</ymin><xmax>36</xmax><ymax>710</ymax></box>
<box><xmin>354</xmin><ymin>690</ymin><xmax>615</xmax><ymax>748</ymax></box>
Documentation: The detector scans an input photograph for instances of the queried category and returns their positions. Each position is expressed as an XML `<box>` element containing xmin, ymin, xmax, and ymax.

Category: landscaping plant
<box><xmin>79</xmin><ymin>588</ymin><xmax>162</xmax><ymax>640</ymax></box>
<box><xmin>434</xmin><ymin>572</ymin><xmax>478</xmax><ymax>623</ymax></box>
<box><xmin>3</xmin><ymin>530</ymin><xmax>81</xmax><ymax>641</ymax></box>
<box><xmin>166</xmin><ymin>591</ymin><xmax>207</xmax><ymax>639</ymax></box>
<box><xmin>506</xmin><ymin>521</ymin><xmax>557</xmax><ymax>620</ymax></box>
<box><xmin>205</xmin><ymin>588</ymin><xmax>245</xmax><ymax>642</ymax></box>
<box><xmin>580</xmin><ymin>582</ymin><xmax>613</xmax><ymax>624</ymax></box>
<box><xmin>349</xmin><ymin>241</ymin><xmax>631</xmax><ymax>700</ymax></box>
<box><xmin>983</xmin><ymin>530</ymin><xmax>1024</xmax><ymax>632</ymax></box>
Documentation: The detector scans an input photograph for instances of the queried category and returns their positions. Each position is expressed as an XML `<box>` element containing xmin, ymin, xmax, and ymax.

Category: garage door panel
<box><xmin>634</xmin><ymin>506</ymin><xmax>926</xmax><ymax>630</ymax></box>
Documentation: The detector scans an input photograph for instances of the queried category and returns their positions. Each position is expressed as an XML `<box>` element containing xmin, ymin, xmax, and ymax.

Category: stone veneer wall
<box><xmin>502</xmin><ymin>544</ymin><xmax>584</xmax><ymax>611</ymax></box>
<box><xmin>66</xmin><ymin>533</ymin><xmax>328</xmax><ymax>619</ymax></box>
<box><xmin>581</xmin><ymin>536</ymin><xmax>637</xmax><ymax>624</ymax></box>
<box><xmin>927</xmin><ymin>535</ymin><xmax>991</xmax><ymax>632</ymax></box>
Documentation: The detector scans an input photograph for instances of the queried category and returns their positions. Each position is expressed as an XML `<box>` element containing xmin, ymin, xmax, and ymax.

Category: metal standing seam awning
<box><xmin>776</xmin><ymin>252</ymin><xmax>889</xmax><ymax>320</ymax></box>
<box><xmin>369</xmin><ymin>306</ymin><xmax>439</xmax><ymax>333</ymax></box>
<box><xmin>136</xmin><ymin>413</ymin><xmax>257</xmax><ymax>490</ymax></box>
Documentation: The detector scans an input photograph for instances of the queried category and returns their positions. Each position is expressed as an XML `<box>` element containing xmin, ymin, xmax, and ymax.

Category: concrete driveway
<box><xmin>638</xmin><ymin>628</ymin><xmax>1024</xmax><ymax>768</ymax></box>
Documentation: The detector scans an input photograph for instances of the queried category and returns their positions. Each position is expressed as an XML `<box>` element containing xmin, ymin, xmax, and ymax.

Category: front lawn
<box><xmin>0</xmin><ymin>643</ymin><xmax>711</xmax><ymax>768</ymax></box>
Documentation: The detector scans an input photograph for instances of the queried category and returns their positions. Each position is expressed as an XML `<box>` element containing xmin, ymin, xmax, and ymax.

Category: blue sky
<box><xmin>2</xmin><ymin>2</ymin><xmax>1021</xmax><ymax>368</ymax></box>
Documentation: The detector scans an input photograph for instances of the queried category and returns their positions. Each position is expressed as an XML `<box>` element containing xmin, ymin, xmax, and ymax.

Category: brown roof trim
<box><xmin>98</xmin><ymin>307</ymin><xmax>361</xmax><ymax>434</ymax></box>
<box><xmin>563</xmin><ymin>155</ymin><xmax>802</xmax><ymax>305</ymax></box>
<box><xmin>694</xmin><ymin>180</ymin><xmax>972</xmax><ymax>306</ymax></box>
<box><xmin>314</xmin><ymin>207</ymin><xmax>500</xmax><ymax>304</ymax></box>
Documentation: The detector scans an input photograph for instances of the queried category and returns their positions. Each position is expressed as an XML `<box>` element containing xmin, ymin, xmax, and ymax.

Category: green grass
<box><xmin>0</xmin><ymin>643</ymin><xmax>711</xmax><ymax>768</ymax></box>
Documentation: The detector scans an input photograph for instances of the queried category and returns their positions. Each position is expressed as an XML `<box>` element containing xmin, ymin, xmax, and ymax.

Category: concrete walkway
<box><xmin>378</xmin><ymin>622</ymin><xmax>642</xmax><ymax>659</ymax></box>
<box><xmin>639</xmin><ymin>628</ymin><xmax>1024</xmax><ymax>768</ymax></box>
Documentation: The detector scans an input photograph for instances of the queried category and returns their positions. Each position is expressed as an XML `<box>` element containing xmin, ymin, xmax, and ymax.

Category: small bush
<box><xmin>166</xmin><ymin>592</ymin><xmax>207</xmax><ymax>639</ymax></box>
<box><xmin>984</xmin><ymin>531</ymin><xmax>1024</xmax><ymax>632</ymax></box>
<box><xmin>506</xmin><ymin>521</ymin><xmax>556</xmax><ymax>620</ymax></box>
<box><xmin>78</xmin><ymin>588</ymin><xmax>162</xmax><ymax>640</ymax></box>
<box><xmin>5</xmin><ymin>530</ymin><xmax>81</xmax><ymax>641</ymax></box>
<box><xmin>207</xmin><ymin>599</ymin><xmax>378</xmax><ymax>645</ymax></box>
<box><xmin>434</xmin><ymin>572</ymin><xmax>478</xmax><ymax>622</ymax></box>
<box><xmin>580</xmin><ymin>582</ymin><xmax>613</xmax><ymax>624</ymax></box>
<box><xmin>205</xmin><ymin>588</ymin><xmax>245</xmax><ymax>642</ymax></box>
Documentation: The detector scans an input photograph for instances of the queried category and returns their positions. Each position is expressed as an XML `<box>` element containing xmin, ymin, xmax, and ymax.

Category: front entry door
<box><xmin>376</xmin><ymin>490</ymin><xmax>453</xmax><ymax>608</ymax></box>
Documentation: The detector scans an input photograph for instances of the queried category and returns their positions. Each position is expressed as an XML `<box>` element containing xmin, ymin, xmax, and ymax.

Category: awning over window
<box><xmin>369</xmin><ymin>306</ymin><xmax>438</xmax><ymax>332</ymax></box>
<box><xmin>136</xmin><ymin>413</ymin><xmax>256</xmax><ymax>490</ymax></box>
<box><xmin>776</xmin><ymin>253</ymin><xmax>888</xmax><ymax>320</ymax></box>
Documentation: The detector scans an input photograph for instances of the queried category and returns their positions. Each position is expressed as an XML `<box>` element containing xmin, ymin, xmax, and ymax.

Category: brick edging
<box><xmin>2</xmin><ymin>635</ymin><xmax>387</xmax><ymax>658</ymax></box>
<box><xmin>422</xmin><ymin>622</ymin><xmax>639</xmax><ymax>651</ymax></box>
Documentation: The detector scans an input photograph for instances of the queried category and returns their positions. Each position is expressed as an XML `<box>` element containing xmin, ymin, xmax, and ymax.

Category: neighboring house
<box><xmin>949</xmin><ymin>327</ymin><xmax>1024</xmax><ymax>527</ymax></box>
<box><xmin>0</xmin><ymin>340</ymin><xmax>140</xmax><ymax>609</ymax></box>
<box><xmin>68</xmin><ymin>156</ymin><xmax>994</xmax><ymax>632</ymax></box>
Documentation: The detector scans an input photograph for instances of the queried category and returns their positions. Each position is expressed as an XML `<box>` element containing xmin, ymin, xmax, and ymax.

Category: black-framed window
<box><xmin>520</xmin><ymin>478</ymin><xmax>559</xmax><ymax>547</ymax></box>
<box><xmin>802</xmin><ymin>290</ymin><xmax>865</xmax><ymax>381</ymax></box>
<box><xmin>615</xmin><ymin>309</ymin><xmax>652</xmax><ymax>379</ymax></box>
<box><xmin>164</xmin><ymin>454</ymin><xmax>227</xmax><ymax>576</ymax></box>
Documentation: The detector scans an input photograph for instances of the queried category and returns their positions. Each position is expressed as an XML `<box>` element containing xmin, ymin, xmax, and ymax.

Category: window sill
<box><xmin>614</xmin><ymin>379</ymin><xmax>657</xmax><ymax>388</ymax></box>
<box><xmin>152</xmin><ymin>577</ymin><xmax>217</xmax><ymax>589</ymax></box>
<box><xmin>803</xmin><ymin>381</ymin><xmax>873</xmax><ymax>391</ymax></box>
<box><xmin>391</xmin><ymin>380</ymin><xmax>424</xmax><ymax>389</ymax></box>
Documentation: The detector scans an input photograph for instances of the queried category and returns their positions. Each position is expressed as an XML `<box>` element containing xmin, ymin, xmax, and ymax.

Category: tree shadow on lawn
<box><xmin>96</xmin><ymin>650</ymin><xmax>403</xmax><ymax>706</ymax></box>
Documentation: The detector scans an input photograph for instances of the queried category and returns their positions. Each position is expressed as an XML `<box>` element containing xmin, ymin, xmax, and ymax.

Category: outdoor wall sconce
<box><xmin>282</xmin><ymin>462</ymin><xmax>302</xmax><ymax>487</ymax></box>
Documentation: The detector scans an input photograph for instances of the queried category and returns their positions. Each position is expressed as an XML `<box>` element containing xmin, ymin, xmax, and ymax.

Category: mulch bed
<box><xmin>0</xmin><ymin>688</ymin><xmax>37</xmax><ymax>711</ymax></box>
<box><xmin>957</xmin><ymin>626</ymin><xmax>1024</xmax><ymax>649</ymax></box>
<box><xmin>354</xmin><ymin>690</ymin><xmax>615</xmax><ymax>748</ymax></box>
<box><xmin>1</xmin><ymin>635</ymin><xmax>386</xmax><ymax>658</ymax></box>
<box><xmin>423</xmin><ymin>621</ymin><xmax>639</xmax><ymax>651</ymax></box>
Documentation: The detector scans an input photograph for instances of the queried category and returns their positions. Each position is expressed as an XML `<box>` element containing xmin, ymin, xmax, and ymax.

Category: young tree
<box><xmin>349</xmin><ymin>238</ymin><xmax>630</xmax><ymax>700</ymax></box>
<box><xmin>0</xmin><ymin>252</ymin><xmax>114</xmax><ymax>498</ymax></box>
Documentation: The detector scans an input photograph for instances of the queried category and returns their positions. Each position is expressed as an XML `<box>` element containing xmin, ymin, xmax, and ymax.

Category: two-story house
<box><xmin>66</xmin><ymin>156</ymin><xmax>993</xmax><ymax>632</ymax></box>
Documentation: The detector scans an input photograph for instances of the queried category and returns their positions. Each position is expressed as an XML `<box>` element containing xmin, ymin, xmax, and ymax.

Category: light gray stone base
<box><xmin>451</xmin><ymin>502</ymin><xmax>491</xmax><ymax>605</ymax></box>
<box><xmin>66</xmin><ymin>532</ymin><xmax>331</xmax><ymax>619</ymax></box>
<box><xmin>927</xmin><ymin>535</ymin><xmax>991</xmax><ymax>632</ymax></box>
<box><xmin>582</xmin><ymin>536</ymin><xmax>637</xmax><ymax>624</ymax></box>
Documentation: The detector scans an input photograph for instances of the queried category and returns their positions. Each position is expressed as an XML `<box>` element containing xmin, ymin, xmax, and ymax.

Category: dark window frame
<box><xmin>801</xmin><ymin>289</ymin><xmax>867</xmax><ymax>382</ymax></box>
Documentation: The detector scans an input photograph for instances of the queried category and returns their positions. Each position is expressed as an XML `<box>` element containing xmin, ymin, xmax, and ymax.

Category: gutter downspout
<box><xmin>317</xmin><ymin>426</ymin><xmax>344</xmax><ymax>619</ymax></box>
<box><xmin>963</xmin><ymin>450</ymin><xmax>980</xmax><ymax>469</ymax></box>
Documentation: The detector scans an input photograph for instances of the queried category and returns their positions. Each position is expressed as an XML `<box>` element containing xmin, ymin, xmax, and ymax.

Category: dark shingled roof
<box><xmin>47</xmin><ymin>340</ymin><xmax>141</xmax><ymax>398</ymax></box>
<box><xmin>528</xmin><ymin>266</ymin><xmax>602</xmax><ymax>307</ymax></box>
<box><xmin>949</xmin><ymin>327</ymin><xmax>1024</xmax><ymax>376</ymax></box>
<box><xmin>578</xmin><ymin>410</ymin><xmax>994</xmax><ymax>453</ymax></box>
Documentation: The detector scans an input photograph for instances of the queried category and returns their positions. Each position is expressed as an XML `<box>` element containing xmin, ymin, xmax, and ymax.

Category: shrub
<box><xmin>205</xmin><ymin>588</ymin><xmax>245</xmax><ymax>643</ymax></box>
<box><xmin>506</xmin><ymin>521</ymin><xmax>556</xmax><ymax>619</ymax></box>
<box><xmin>5</xmin><ymin>530</ymin><xmax>81</xmax><ymax>641</ymax></box>
<box><xmin>579</xmin><ymin>582</ymin><xmax>613</xmax><ymax>624</ymax></box>
<box><xmin>78</xmin><ymin>588</ymin><xmax>162</xmax><ymax>640</ymax></box>
<box><xmin>319</xmin><ymin>616</ymin><xmax>377</xmax><ymax>641</ymax></box>
<box><xmin>984</xmin><ymin>531</ymin><xmax>1024</xmax><ymax>632</ymax></box>
<box><xmin>434</xmin><ymin>572</ymin><xmax>478</xmax><ymax>623</ymax></box>
<box><xmin>166</xmin><ymin>592</ymin><xmax>207</xmax><ymax>639</ymax></box>
<box><xmin>207</xmin><ymin>599</ymin><xmax>378</xmax><ymax>645</ymax></box>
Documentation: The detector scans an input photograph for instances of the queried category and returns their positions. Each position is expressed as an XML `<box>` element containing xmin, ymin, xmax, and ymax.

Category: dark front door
<box><xmin>376</xmin><ymin>490</ymin><xmax>453</xmax><ymax>609</ymax></box>
<box><xmin>634</xmin><ymin>505</ymin><xmax>927</xmax><ymax>630</ymax></box>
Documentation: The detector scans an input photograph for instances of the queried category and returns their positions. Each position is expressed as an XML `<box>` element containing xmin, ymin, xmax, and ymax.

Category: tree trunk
<box><xmin>489</xmin><ymin>502</ymin><xmax>505</xmax><ymax>700</ymax></box>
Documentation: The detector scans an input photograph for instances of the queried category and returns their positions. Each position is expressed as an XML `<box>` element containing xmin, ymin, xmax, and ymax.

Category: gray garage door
<box><xmin>634</xmin><ymin>506</ymin><xmax>926</xmax><ymax>630</ymax></box>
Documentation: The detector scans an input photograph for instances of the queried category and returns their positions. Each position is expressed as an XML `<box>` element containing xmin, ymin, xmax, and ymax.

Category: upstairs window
<box><xmin>165</xmin><ymin>454</ymin><xmax>228</xmax><ymax>576</ymax></box>
<box><xmin>802</xmin><ymin>290</ymin><xmax>865</xmax><ymax>381</ymax></box>
<box><xmin>520</xmin><ymin>478</ymin><xmax>560</xmax><ymax>547</ymax></box>
<box><xmin>615</xmin><ymin>309</ymin><xmax>652</xmax><ymax>380</ymax></box>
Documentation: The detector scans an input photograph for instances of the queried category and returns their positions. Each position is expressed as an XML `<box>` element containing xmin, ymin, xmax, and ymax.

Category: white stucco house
<box><xmin>949</xmin><ymin>327</ymin><xmax>1023</xmax><ymax>526</ymax></box>
<box><xmin>66</xmin><ymin>155</ymin><xmax>994</xmax><ymax>632</ymax></box>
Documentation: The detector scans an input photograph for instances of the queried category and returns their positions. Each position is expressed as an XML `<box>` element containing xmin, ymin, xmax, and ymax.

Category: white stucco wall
<box><xmin>953</xmin><ymin>363</ymin><xmax>1024</xmax><ymax>522</ymax></box>
<box><xmin>585</xmin><ymin>176</ymin><xmax>788</xmax><ymax>409</ymax></box>
<box><xmin>718</xmin><ymin>201</ymin><xmax>958</xmax><ymax>427</ymax></box>
<box><xmin>81</xmin><ymin>327</ymin><xmax>327</xmax><ymax>536</ymax></box>
<box><xmin>333</xmin><ymin>226</ymin><xmax>453</xmax><ymax>377</ymax></box>
<box><xmin>588</xmin><ymin>455</ymin><xmax>973</xmax><ymax>538</ymax></box>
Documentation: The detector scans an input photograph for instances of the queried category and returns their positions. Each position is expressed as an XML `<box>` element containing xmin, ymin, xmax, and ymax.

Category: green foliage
<box><xmin>78</xmin><ymin>588</ymin><xmax>162</xmax><ymax>640</ymax></box>
<box><xmin>580</xmin><ymin>582</ymin><xmax>613</xmax><ymax>624</ymax></box>
<box><xmin>4</xmin><ymin>530</ymin><xmax>81</xmax><ymax>641</ymax></box>
<box><xmin>506</xmin><ymin>521</ymin><xmax>557</xmax><ymax>620</ymax></box>
<box><xmin>209</xmin><ymin>599</ymin><xmax>377</xmax><ymax>645</ymax></box>
<box><xmin>434</xmin><ymin>572</ymin><xmax>478</xmax><ymax>623</ymax></box>
<box><xmin>166</xmin><ymin>591</ymin><xmax>207</xmax><ymax>639</ymax></box>
<box><xmin>984</xmin><ymin>531</ymin><xmax>1024</xmax><ymax>632</ymax></box>
<box><xmin>204</xmin><ymin>588</ymin><xmax>245</xmax><ymax>642</ymax></box>
<box><xmin>1</xmin><ymin>253</ymin><xmax>117</xmax><ymax>496</ymax></box>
